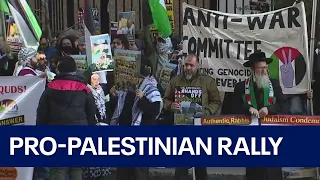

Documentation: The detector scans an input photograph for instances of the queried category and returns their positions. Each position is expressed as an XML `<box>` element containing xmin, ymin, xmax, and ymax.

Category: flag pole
<box><xmin>0</xmin><ymin>12</ymin><xmax>6</xmax><ymax>42</ymax></box>
<box><xmin>308</xmin><ymin>0</ymin><xmax>318</xmax><ymax>115</ymax></box>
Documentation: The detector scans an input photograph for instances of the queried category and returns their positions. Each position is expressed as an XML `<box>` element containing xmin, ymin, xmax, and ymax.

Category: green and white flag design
<box><xmin>148</xmin><ymin>0</ymin><xmax>172</xmax><ymax>38</ymax></box>
<box><xmin>6</xmin><ymin>0</ymin><xmax>42</xmax><ymax>50</ymax></box>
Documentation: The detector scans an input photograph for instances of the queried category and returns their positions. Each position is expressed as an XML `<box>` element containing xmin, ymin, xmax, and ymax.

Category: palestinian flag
<box><xmin>83</xmin><ymin>0</ymin><xmax>95</xmax><ymax>64</ymax></box>
<box><xmin>6</xmin><ymin>0</ymin><xmax>42</xmax><ymax>50</ymax></box>
<box><xmin>148</xmin><ymin>0</ymin><xmax>172</xmax><ymax>38</ymax></box>
<box><xmin>0</xmin><ymin>0</ymin><xmax>9</xmax><ymax>14</ymax></box>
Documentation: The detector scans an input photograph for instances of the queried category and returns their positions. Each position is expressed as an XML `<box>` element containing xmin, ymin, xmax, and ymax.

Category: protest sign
<box><xmin>182</xmin><ymin>2</ymin><xmax>310</xmax><ymax>94</ymax></box>
<box><xmin>90</xmin><ymin>34</ymin><xmax>113</xmax><ymax>71</ymax></box>
<box><xmin>70</xmin><ymin>55</ymin><xmax>87</xmax><ymax>70</ymax></box>
<box><xmin>0</xmin><ymin>77</ymin><xmax>45</xmax><ymax>180</ymax></box>
<box><xmin>114</xmin><ymin>49</ymin><xmax>141</xmax><ymax>90</ymax></box>
<box><xmin>159</xmin><ymin>62</ymin><xmax>177</xmax><ymax>89</ymax></box>
<box><xmin>0</xmin><ymin>167</ymin><xmax>34</xmax><ymax>180</ymax></box>
<box><xmin>174</xmin><ymin>86</ymin><xmax>202</xmax><ymax>125</ymax></box>
<box><xmin>194</xmin><ymin>115</ymin><xmax>259</xmax><ymax>126</ymax></box>
<box><xmin>0</xmin><ymin>77</ymin><xmax>45</xmax><ymax>125</ymax></box>
<box><xmin>118</xmin><ymin>11</ymin><xmax>135</xmax><ymax>40</ymax></box>
<box><xmin>6</xmin><ymin>16</ymin><xmax>23</xmax><ymax>55</ymax></box>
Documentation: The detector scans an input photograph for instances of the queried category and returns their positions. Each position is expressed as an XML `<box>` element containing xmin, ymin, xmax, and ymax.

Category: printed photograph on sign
<box><xmin>70</xmin><ymin>55</ymin><xmax>87</xmax><ymax>73</ymax></box>
<box><xmin>174</xmin><ymin>86</ymin><xmax>202</xmax><ymax>125</ymax></box>
<box><xmin>90</xmin><ymin>34</ymin><xmax>113</xmax><ymax>71</ymax></box>
<box><xmin>118</xmin><ymin>11</ymin><xmax>135</xmax><ymax>40</ymax></box>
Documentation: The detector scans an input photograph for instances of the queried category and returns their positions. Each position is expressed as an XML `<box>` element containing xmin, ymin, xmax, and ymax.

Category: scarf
<box><xmin>243</xmin><ymin>75</ymin><xmax>276</xmax><ymax>109</ymax></box>
<box><xmin>110</xmin><ymin>76</ymin><xmax>162</xmax><ymax>126</ymax></box>
<box><xmin>87</xmin><ymin>85</ymin><xmax>107</xmax><ymax>120</ymax></box>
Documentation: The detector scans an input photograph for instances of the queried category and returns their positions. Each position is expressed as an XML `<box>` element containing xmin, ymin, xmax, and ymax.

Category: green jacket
<box><xmin>163</xmin><ymin>73</ymin><xmax>222</xmax><ymax>115</ymax></box>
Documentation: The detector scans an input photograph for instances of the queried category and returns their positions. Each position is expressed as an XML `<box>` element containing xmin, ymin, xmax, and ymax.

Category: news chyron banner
<box><xmin>0</xmin><ymin>77</ymin><xmax>45</xmax><ymax>180</ymax></box>
<box><xmin>182</xmin><ymin>2</ymin><xmax>309</xmax><ymax>94</ymax></box>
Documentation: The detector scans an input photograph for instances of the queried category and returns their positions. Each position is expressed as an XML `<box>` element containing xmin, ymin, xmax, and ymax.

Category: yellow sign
<box><xmin>150</xmin><ymin>0</ymin><xmax>174</xmax><ymax>32</ymax></box>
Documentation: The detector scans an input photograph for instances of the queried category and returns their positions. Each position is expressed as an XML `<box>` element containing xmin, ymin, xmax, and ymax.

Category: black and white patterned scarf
<box><xmin>110</xmin><ymin>76</ymin><xmax>162</xmax><ymax>126</ymax></box>
<box><xmin>87</xmin><ymin>84</ymin><xmax>107</xmax><ymax>120</ymax></box>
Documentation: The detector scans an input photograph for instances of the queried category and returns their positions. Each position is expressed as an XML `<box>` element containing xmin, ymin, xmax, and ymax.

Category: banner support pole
<box><xmin>0</xmin><ymin>12</ymin><xmax>6</xmax><ymax>42</ymax></box>
<box><xmin>308</xmin><ymin>0</ymin><xmax>318</xmax><ymax>115</ymax></box>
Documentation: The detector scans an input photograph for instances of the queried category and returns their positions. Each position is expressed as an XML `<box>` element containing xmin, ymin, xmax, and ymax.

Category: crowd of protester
<box><xmin>0</xmin><ymin>26</ymin><xmax>319</xmax><ymax>179</ymax></box>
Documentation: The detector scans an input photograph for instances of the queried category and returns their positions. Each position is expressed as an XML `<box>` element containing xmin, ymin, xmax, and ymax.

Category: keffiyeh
<box><xmin>13</xmin><ymin>47</ymin><xmax>37</xmax><ymax>76</ymax></box>
<box><xmin>87</xmin><ymin>84</ymin><xmax>107</xmax><ymax>120</ymax></box>
<box><xmin>110</xmin><ymin>76</ymin><xmax>162</xmax><ymax>126</ymax></box>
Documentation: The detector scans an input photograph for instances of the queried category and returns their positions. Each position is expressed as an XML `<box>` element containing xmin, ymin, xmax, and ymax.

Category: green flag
<box><xmin>0</xmin><ymin>0</ymin><xmax>10</xmax><ymax>14</ymax></box>
<box><xmin>148</xmin><ymin>0</ymin><xmax>172</xmax><ymax>38</ymax></box>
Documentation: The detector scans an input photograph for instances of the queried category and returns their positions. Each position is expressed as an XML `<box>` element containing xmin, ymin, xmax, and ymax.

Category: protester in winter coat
<box><xmin>36</xmin><ymin>56</ymin><xmax>96</xmax><ymax>180</ymax></box>
<box><xmin>109</xmin><ymin>60</ymin><xmax>162</xmax><ymax>180</ymax></box>
<box><xmin>232</xmin><ymin>51</ymin><xmax>287</xmax><ymax>180</ymax></box>
<box><xmin>13</xmin><ymin>47</ymin><xmax>46</xmax><ymax>77</ymax></box>
<box><xmin>36</xmin><ymin>56</ymin><xmax>96</xmax><ymax>125</ymax></box>
<box><xmin>163</xmin><ymin>54</ymin><xmax>221</xmax><ymax>180</ymax></box>
<box><xmin>87</xmin><ymin>73</ymin><xmax>108</xmax><ymax>123</ymax></box>
<box><xmin>232</xmin><ymin>51</ymin><xmax>289</xmax><ymax>117</ymax></box>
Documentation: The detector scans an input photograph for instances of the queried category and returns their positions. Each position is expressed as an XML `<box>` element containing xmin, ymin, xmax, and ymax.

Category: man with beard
<box><xmin>232</xmin><ymin>51</ymin><xmax>287</xmax><ymax>180</ymax></box>
<box><xmin>13</xmin><ymin>47</ymin><xmax>46</xmax><ymax>77</ymax></box>
<box><xmin>163</xmin><ymin>54</ymin><xmax>221</xmax><ymax>180</ymax></box>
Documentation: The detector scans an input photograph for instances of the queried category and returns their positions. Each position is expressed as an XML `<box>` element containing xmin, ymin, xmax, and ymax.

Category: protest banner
<box><xmin>0</xmin><ymin>77</ymin><xmax>45</xmax><ymax>180</ymax></box>
<box><xmin>0</xmin><ymin>77</ymin><xmax>45</xmax><ymax>125</ymax></box>
<box><xmin>182</xmin><ymin>2</ymin><xmax>310</xmax><ymax>94</ymax></box>
<box><xmin>90</xmin><ymin>34</ymin><xmax>113</xmax><ymax>71</ymax></box>
<box><xmin>114</xmin><ymin>49</ymin><xmax>141</xmax><ymax>91</ymax></box>
<box><xmin>118</xmin><ymin>11</ymin><xmax>135</xmax><ymax>40</ymax></box>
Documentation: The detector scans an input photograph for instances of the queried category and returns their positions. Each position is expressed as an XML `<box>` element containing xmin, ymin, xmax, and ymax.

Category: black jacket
<box><xmin>36</xmin><ymin>74</ymin><xmax>96</xmax><ymax>125</ymax></box>
<box><xmin>110</xmin><ymin>91</ymin><xmax>161</xmax><ymax>125</ymax></box>
<box><xmin>232</xmin><ymin>79</ymin><xmax>289</xmax><ymax>115</ymax></box>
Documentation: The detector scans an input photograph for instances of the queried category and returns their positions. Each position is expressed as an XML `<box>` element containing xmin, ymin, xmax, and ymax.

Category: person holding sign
<box><xmin>232</xmin><ymin>51</ymin><xmax>287</xmax><ymax>180</ymax></box>
<box><xmin>109</xmin><ymin>60</ymin><xmax>162</xmax><ymax>180</ymax></box>
<box><xmin>163</xmin><ymin>54</ymin><xmax>221</xmax><ymax>179</ymax></box>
